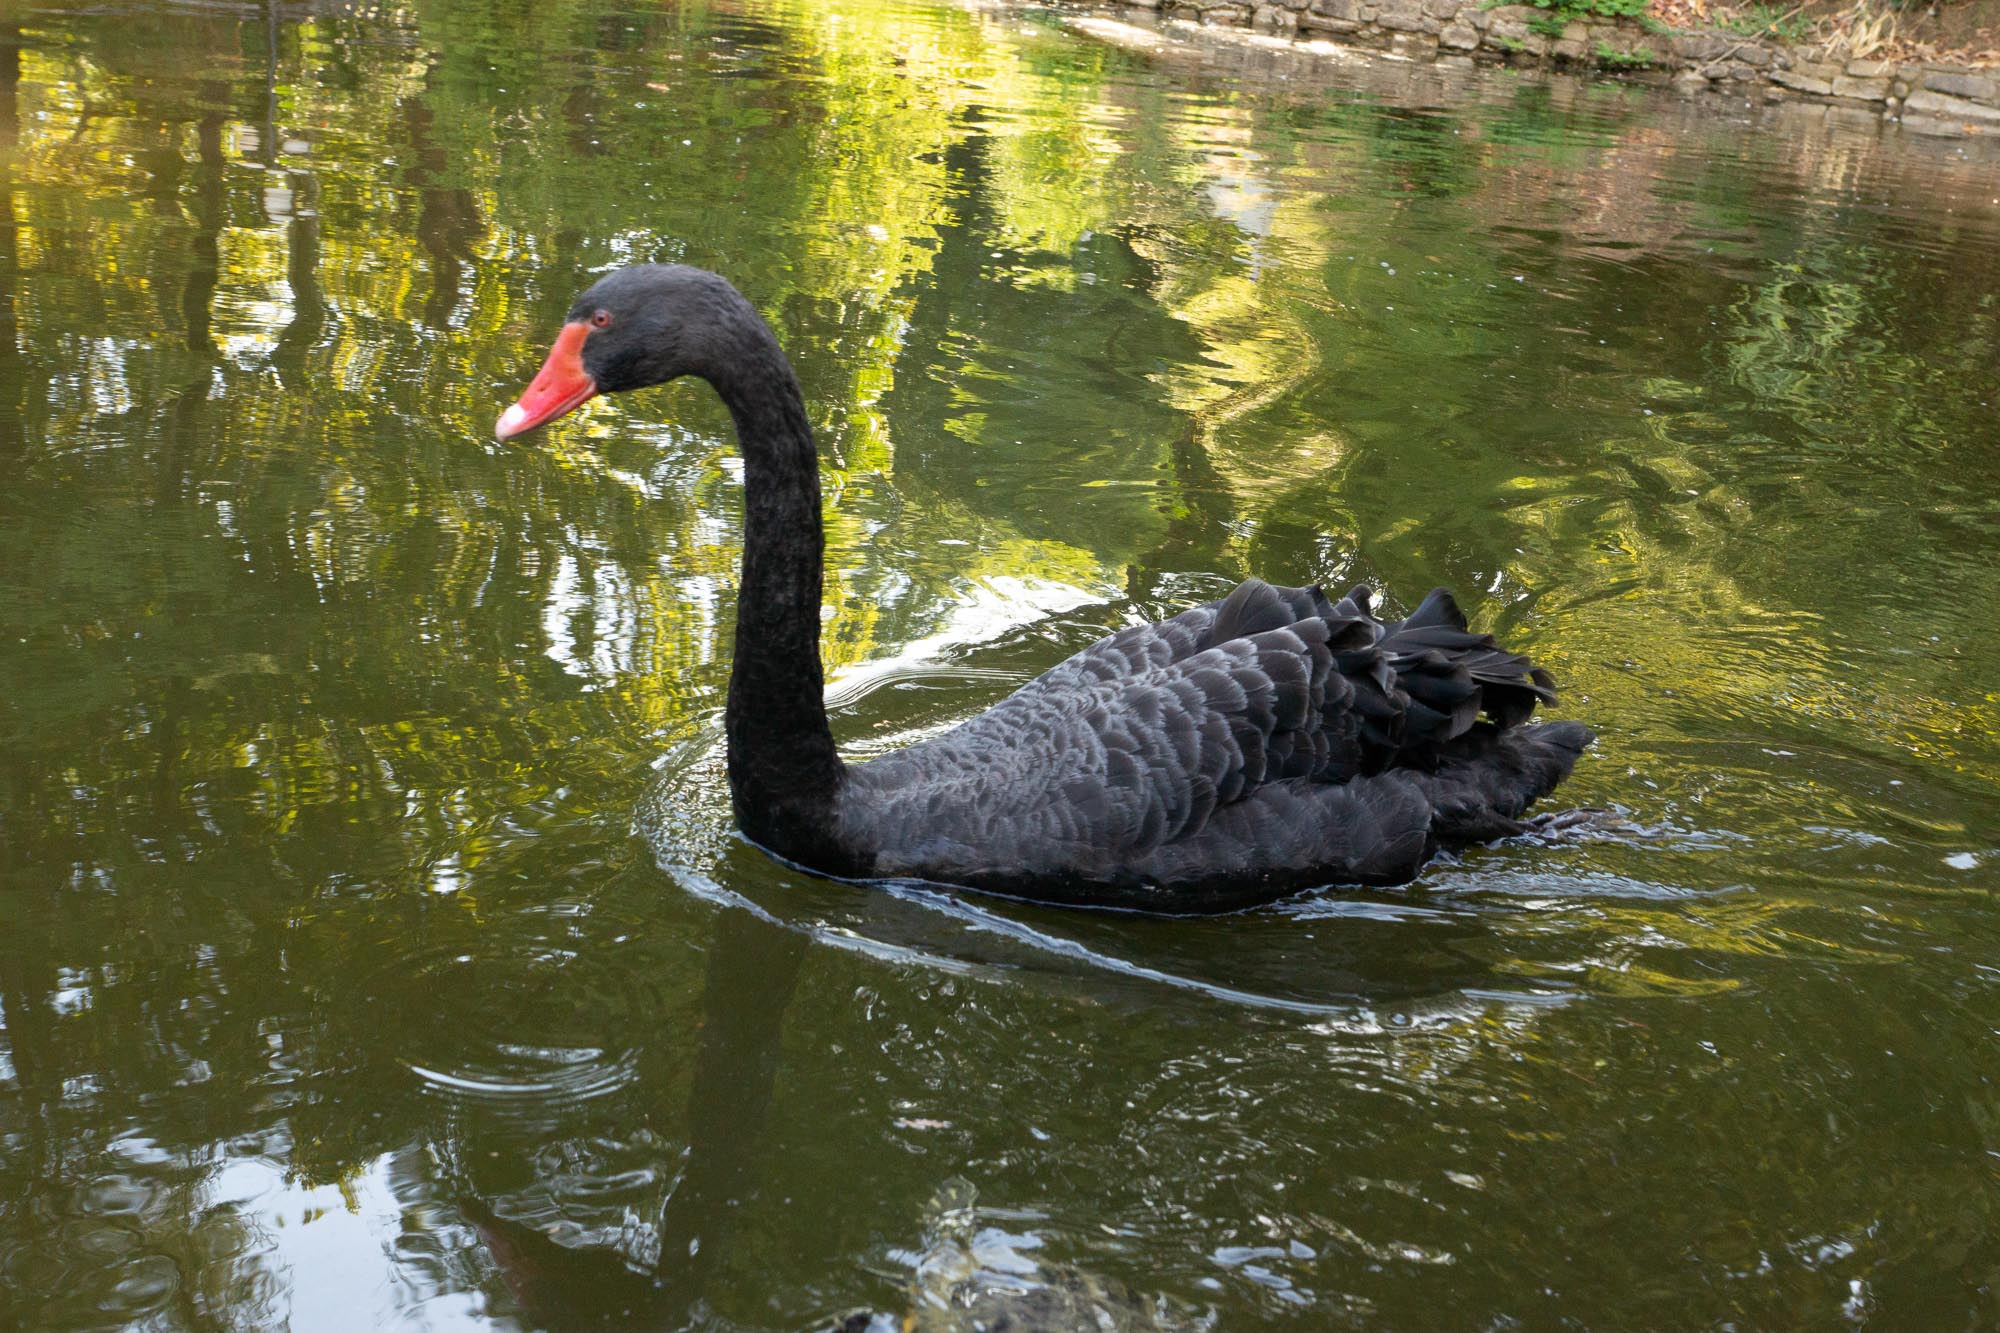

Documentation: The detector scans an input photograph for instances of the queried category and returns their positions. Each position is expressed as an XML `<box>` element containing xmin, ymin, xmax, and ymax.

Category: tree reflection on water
<box><xmin>1</xmin><ymin>0</ymin><xmax>1998</xmax><ymax>1326</ymax></box>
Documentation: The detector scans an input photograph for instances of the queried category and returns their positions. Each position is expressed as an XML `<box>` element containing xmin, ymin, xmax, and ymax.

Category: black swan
<box><xmin>496</xmin><ymin>265</ymin><xmax>1593</xmax><ymax>912</ymax></box>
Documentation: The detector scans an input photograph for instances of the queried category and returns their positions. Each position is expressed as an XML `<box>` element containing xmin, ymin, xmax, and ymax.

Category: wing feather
<box><xmin>843</xmin><ymin>577</ymin><xmax>1580</xmax><ymax>896</ymax></box>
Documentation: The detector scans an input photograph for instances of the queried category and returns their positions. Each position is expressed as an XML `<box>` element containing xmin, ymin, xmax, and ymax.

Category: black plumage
<box><xmin>842</xmin><ymin>576</ymin><xmax>1589</xmax><ymax>909</ymax></box>
<box><xmin>498</xmin><ymin>265</ymin><xmax>1594</xmax><ymax>913</ymax></box>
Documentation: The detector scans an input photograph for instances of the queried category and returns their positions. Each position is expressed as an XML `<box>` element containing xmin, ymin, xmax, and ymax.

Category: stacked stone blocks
<box><xmin>1101</xmin><ymin>0</ymin><xmax>2000</xmax><ymax>127</ymax></box>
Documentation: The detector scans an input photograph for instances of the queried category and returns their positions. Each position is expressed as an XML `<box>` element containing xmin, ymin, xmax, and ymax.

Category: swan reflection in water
<box><xmin>449</xmin><ymin>729</ymin><xmax>1590</xmax><ymax>1327</ymax></box>
<box><xmin>450</xmin><ymin>898</ymin><xmax>1502</xmax><ymax>1329</ymax></box>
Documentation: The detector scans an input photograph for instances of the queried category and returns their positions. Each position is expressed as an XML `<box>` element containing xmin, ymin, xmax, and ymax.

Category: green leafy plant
<box><xmin>1529</xmin><ymin>13</ymin><xmax>1568</xmax><ymax>35</ymax></box>
<box><xmin>1594</xmin><ymin>39</ymin><xmax>1655</xmax><ymax>65</ymax></box>
<box><xmin>1525</xmin><ymin>0</ymin><xmax>1648</xmax><ymax>20</ymax></box>
<box><xmin>1713</xmin><ymin>3</ymin><xmax>1815</xmax><ymax>41</ymax></box>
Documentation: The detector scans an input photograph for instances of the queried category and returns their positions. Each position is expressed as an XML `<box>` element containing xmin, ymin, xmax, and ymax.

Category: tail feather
<box><xmin>1398</xmin><ymin>587</ymin><xmax>1468</xmax><ymax>633</ymax></box>
<box><xmin>1412</xmin><ymin>720</ymin><xmax>1594</xmax><ymax>845</ymax></box>
<box><xmin>1330</xmin><ymin>585</ymin><xmax>1377</xmax><ymax>623</ymax></box>
<box><xmin>1197</xmin><ymin>578</ymin><xmax>1585</xmax><ymax>799</ymax></box>
<box><xmin>1312</xmin><ymin>582</ymin><xmax>1572</xmax><ymax>771</ymax></box>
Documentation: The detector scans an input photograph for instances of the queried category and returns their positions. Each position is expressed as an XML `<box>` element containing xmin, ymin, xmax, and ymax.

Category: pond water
<box><xmin>3</xmin><ymin>0</ymin><xmax>1999</xmax><ymax>1326</ymax></box>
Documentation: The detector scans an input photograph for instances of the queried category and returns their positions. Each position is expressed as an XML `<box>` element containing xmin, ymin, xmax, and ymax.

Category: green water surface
<box><xmin>2</xmin><ymin>1</ymin><xmax>1998</xmax><ymax>1326</ymax></box>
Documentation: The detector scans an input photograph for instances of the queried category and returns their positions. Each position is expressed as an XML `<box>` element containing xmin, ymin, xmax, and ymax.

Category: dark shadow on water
<box><xmin>402</xmin><ymin>70</ymin><xmax>484</xmax><ymax>332</ymax></box>
<box><xmin>462</xmin><ymin>906</ymin><xmax>809</xmax><ymax>1329</ymax></box>
<box><xmin>453</xmin><ymin>738</ymin><xmax>1604</xmax><ymax>1325</ymax></box>
<box><xmin>0</xmin><ymin>20</ymin><xmax>23</xmax><ymax>464</ymax></box>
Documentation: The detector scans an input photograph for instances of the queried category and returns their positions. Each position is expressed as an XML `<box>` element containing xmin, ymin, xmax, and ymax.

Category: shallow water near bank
<box><xmin>2</xmin><ymin>0</ymin><xmax>1999</xmax><ymax>1326</ymax></box>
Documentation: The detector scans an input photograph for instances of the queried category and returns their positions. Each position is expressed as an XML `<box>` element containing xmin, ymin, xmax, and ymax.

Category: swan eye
<box><xmin>589</xmin><ymin>309</ymin><xmax>613</xmax><ymax>330</ymax></box>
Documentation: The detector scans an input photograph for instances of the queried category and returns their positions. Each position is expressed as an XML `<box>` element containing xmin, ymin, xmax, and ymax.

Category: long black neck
<box><xmin>707</xmin><ymin>325</ymin><xmax>849</xmax><ymax>864</ymax></box>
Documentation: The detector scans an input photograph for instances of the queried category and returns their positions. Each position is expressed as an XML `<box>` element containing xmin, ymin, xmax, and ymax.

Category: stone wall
<box><xmin>1094</xmin><ymin>0</ymin><xmax>2000</xmax><ymax>130</ymax></box>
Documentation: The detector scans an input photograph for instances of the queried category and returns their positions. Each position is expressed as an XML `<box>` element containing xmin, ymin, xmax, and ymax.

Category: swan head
<box><xmin>495</xmin><ymin>265</ymin><xmax>758</xmax><ymax>441</ymax></box>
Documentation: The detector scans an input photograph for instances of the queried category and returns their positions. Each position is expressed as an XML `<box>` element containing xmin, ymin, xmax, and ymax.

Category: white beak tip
<box><xmin>495</xmin><ymin>404</ymin><xmax>529</xmax><ymax>441</ymax></box>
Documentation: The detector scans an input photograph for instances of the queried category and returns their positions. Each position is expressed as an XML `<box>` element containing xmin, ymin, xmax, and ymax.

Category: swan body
<box><xmin>499</xmin><ymin>265</ymin><xmax>1592</xmax><ymax>913</ymax></box>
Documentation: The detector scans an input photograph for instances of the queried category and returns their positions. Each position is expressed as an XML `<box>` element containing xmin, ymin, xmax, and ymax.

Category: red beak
<box><xmin>496</xmin><ymin>321</ymin><xmax>598</xmax><ymax>440</ymax></box>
